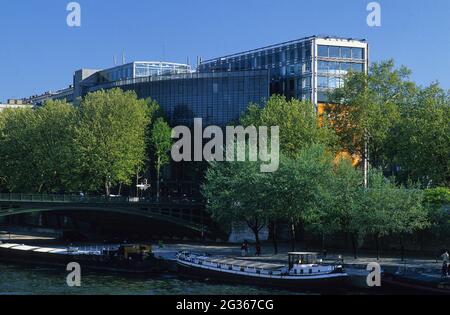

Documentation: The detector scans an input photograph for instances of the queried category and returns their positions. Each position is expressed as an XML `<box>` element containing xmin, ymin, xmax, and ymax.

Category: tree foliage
<box><xmin>241</xmin><ymin>95</ymin><xmax>338</xmax><ymax>158</ymax></box>
<box><xmin>0</xmin><ymin>100</ymin><xmax>76</xmax><ymax>193</ymax></box>
<box><xmin>73</xmin><ymin>88</ymin><xmax>150</xmax><ymax>196</ymax></box>
<box><xmin>150</xmin><ymin>117</ymin><xmax>172</xmax><ymax>201</ymax></box>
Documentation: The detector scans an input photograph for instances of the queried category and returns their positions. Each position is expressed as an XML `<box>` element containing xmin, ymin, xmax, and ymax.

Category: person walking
<box><xmin>241</xmin><ymin>241</ymin><xmax>249</xmax><ymax>257</ymax></box>
<box><xmin>255</xmin><ymin>243</ymin><xmax>261</xmax><ymax>257</ymax></box>
<box><xmin>442</xmin><ymin>251</ymin><xmax>449</xmax><ymax>263</ymax></box>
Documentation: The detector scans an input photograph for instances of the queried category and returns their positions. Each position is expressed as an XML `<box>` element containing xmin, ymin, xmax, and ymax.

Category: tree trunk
<box><xmin>118</xmin><ymin>183</ymin><xmax>122</xmax><ymax>196</ymax></box>
<box><xmin>249</xmin><ymin>225</ymin><xmax>261</xmax><ymax>256</ymax></box>
<box><xmin>136</xmin><ymin>172</ymin><xmax>139</xmax><ymax>198</ymax></box>
<box><xmin>375</xmin><ymin>234</ymin><xmax>380</xmax><ymax>261</ymax></box>
<box><xmin>156</xmin><ymin>167</ymin><xmax>160</xmax><ymax>202</ymax></box>
<box><xmin>269</xmin><ymin>221</ymin><xmax>278</xmax><ymax>254</ymax></box>
<box><xmin>105</xmin><ymin>181</ymin><xmax>110</xmax><ymax>200</ymax></box>
<box><xmin>290</xmin><ymin>219</ymin><xmax>296</xmax><ymax>251</ymax></box>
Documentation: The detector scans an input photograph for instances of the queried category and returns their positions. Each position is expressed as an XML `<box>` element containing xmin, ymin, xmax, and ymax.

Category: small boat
<box><xmin>176</xmin><ymin>251</ymin><xmax>348</xmax><ymax>291</ymax></box>
<box><xmin>0</xmin><ymin>242</ymin><xmax>168</xmax><ymax>274</ymax></box>
<box><xmin>382</xmin><ymin>270</ymin><xmax>450</xmax><ymax>295</ymax></box>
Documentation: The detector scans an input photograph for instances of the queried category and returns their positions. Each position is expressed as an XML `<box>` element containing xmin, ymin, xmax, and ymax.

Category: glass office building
<box><xmin>80</xmin><ymin>61</ymin><xmax>193</xmax><ymax>87</ymax></box>
<box><xmin>81</xmin><ymin>70</ymin><xmax>269</xmax><ymax>127</ymax></box>
<box><xmin>198</xmin><ymin>35</ymin><xmax>368</xmax><ymax>105</ymax></box>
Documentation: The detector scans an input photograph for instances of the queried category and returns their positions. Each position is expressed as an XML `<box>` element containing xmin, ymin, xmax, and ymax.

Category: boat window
<box><xmin>309</xmin><ymin>269</ymin><xmax>313</xmax><ymax>274</ymax></box>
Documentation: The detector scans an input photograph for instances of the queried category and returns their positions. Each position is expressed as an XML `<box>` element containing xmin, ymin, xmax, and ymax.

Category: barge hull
<box><xmin>177</xmin><ymin>261</ymin><xmax>349</xmax><ymax>292</ymax></box>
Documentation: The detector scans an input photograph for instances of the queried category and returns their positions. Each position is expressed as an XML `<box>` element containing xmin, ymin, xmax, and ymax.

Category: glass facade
<box><xmin>316</xmin><ymin>44</ymin><xmax>366</xmax><ymax>102</ymax></box>
<box><xmin>198</xmin><ymin>36</ymin><xmax>368</xmax><ymax>105</ymax></box>
<box><xmin>81</xmin><ymin>70</ymin><xmax>269</xmax><ymax>127</ymax></box>
<box><xmin>83</xmin><ymin>62</ymin><xmax>193</xmax><ymax>86</ymax></box>
<box><xmin>198</xmin><ymin>39</ymin><xmax>313</xmax><ymax>101</ymax></box>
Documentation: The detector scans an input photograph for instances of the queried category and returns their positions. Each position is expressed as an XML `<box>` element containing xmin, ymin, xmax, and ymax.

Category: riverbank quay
<box><xmin>155</xmin><ymin>243</ymin><xmax>449</xmax><ymax>294</ymax></box>
<box><xmin>1</xmin><ymin>229</ymin><xmax>448</xmax><ymax>293</ymax></box>
<box><xmin>0</xmin><ymin>230</ymin><xmax>443</xmax><ymax>275</ymax></box>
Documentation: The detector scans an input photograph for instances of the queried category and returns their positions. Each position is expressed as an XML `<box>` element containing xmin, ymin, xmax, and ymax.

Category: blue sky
<box><xmin>0</xmin><ymin>0</ymin><xmax>449</xmax><ymax>101</ymax></box>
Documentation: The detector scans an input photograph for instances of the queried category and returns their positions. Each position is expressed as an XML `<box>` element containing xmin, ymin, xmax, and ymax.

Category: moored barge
<box><xmin>0</xmin><ymin>242</ymin><xmax>168</xmax><ymax>273</ymax></box>
<box><xmin>176</xmin><ymin>251</ymin><xmax>349</xmax><ymax>291</ymax></box>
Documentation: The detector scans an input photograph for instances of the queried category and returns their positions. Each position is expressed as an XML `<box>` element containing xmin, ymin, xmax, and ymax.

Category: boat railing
<box><xmin>179</xmin><ymin>253</ymin><xmax>288</xmax><ymax>276</ymax></box>
<box><xmin>66</xmin><ymin>244</ymin><xmax>121</xmax><ymax>255</ymax></box>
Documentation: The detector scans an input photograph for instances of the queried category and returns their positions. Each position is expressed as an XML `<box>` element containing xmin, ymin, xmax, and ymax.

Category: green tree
<box><xmin>0</xmin><ymin>100</ymin><xmax>76</xmax><ymax>193</ymax></box>
<box><xmin>325</xmin><ymin>158</ymin><xmax>365</xmax><ymax>258</ymax></box>
<box><xmin>203</xmin><ymin>159</ymin><xmax>271</xmax><ymax>250</ymax></box>
<box><xmin>424</xmin><ymin>187</ymin><xmax>450</xmax><ymax>245</ymax></box>
<box><xmin>358</xmin><ymin>170</ymin><xmax>428</xmax><ymax>260</ymax></box>
<box><xmin>73</xmin><ymin>88</ymin><xmax>150</xmax><ymax>196</ymax></box>
<box><xmin>241</xmin><ymin>95</ymin><xmax>338</xmax><ymax>158</ymax></box>
<box><xmin>272</xmin><ymin>145</ymin><xmax>335</xmax><ymax>251</ymax></box>
<box><xmin>326</xmin><ymin>60</ymin><xmax>414</xmax><ymax>170</ymax></box>
<box><xmin>387</xmin><ymin>84</ymin><xmax>450</xmax><ymax>187</ymax></box>
<box><xmin>150</xmin><ymin>117</ymin><xmax>172</xmax><ymax>201</ymax></box>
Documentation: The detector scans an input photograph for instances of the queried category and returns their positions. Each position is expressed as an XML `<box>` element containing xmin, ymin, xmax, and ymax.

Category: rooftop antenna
<box><xmin>122</xmin><ymin>51</ymin><xmax>126</xmax><ymax>65</ymax></box>
<box><xmin>113</xmin><ymin>55</ymin><xmax>118</xmax><ymax>66</ymax></box>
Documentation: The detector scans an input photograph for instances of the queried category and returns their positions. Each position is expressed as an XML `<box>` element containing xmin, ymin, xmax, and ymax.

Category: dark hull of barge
<box><xmin>0</xmin><ymin>246</ymin><xmax>168</xmax><ymax>274</ymax></box>
<box><xmin>176</xmin><ymin>260</ymin><xmax>349</xmax><ymax>292</ymax></box>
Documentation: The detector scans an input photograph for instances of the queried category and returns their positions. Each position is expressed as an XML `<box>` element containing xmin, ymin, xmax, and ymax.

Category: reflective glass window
<box><xmin>341</xmin><ymin>62</ymin><xmax>352</xmax><ymax>74</ymax></box>
<box><xmin>328</xmin><ymin>62</ymin><xmax>340</xmax><ymax>75</ymax></box>
<box><xmin>318</xmin><ymin>61</ymin><xmax>328</xmax><ymax>73</ymax></box>
<box><xmin>318</xmin><ymin>45</ymin><xmax>328</xmax><ymax>57</ymax></box>
<box><xmin>341</xmin><ymin>47</ymin><xmax>351</xmax><ymax>59</ymax></box>
<box><xmin>352</xmin><ymin>48</ymin><xmax>364</xmax><ymax>59</ymax></box>
<box><xmin>329</xmin><ymin>46</ymin><xmax>340</xmax><ymax>58</ymax></box>
<box><xmin>289</xmin><ymin>47</ymin><xmax>296</xmax><ymax>63</ymax></box>
<box><xmin>298</xmin><ymin>46</ymin><xmax>303</xmax><ymax>60</ymax></box>
<box><xmin>318</xmin><ymin>76</ymin><xmax>328</xmax><ymax>88</ymax></box>
<box><xmin>352</xmin><ymin>63</ymin><xmax>364</xmax><ymax>72</ymax></box>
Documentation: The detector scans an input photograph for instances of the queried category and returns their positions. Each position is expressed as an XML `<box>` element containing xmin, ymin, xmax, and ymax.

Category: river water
<box><xmin>0</xmin><ymin>263</ymin><xmax>303</xmax><ymax>295</ymax></box>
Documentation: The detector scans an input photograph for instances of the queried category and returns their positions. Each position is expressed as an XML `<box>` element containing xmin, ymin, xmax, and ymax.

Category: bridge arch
<box><xmin>0</xmin><ymin>205</ymin><xmax>206</xmax><ymax>234</ymax></box>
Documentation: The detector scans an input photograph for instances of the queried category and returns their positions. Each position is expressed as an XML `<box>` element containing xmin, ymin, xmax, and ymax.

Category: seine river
<box><xmin>0</xmin><ymin>263</ymin><xmax>301</xmax><ymax>295</ymax></box>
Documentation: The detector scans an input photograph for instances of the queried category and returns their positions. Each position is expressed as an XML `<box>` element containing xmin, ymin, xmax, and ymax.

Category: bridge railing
<box><xmin>0</xmin><ymin>193</ymin><xmax>203</xmax><ymax>205</ymax></box>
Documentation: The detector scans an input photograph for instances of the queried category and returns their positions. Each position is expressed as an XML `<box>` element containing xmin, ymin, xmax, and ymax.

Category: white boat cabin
<box><xmin>288</xmin><ymin>252</ymin><xmax>334</xmax><ymax>275</ymax></box>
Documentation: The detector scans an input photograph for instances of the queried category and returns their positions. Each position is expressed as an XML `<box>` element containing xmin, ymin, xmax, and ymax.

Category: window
<box><xmin>318</xmin><ymin>61</ymin><xmax>328</xmax><ymax>73</ymax></box>
<box><xmin>352</xmin><ymin>48</ymin><xmax>364</xmax><ymax>59</ymax></box>
<box><xmin>275</xmin><ymin>51</ymin><xmax>280</xmax><ymax>64</ymax></box>
<box><xmin>318</xmin><ymin>45</ymin><xmax>328</xmax><ymax>57</ymax></box>
<box><xmin>304</xmin><ymin>44</ymin><xmax>311</xmax><ymax>59</ymax></box>
<box><xmin>341</xmin><ymin>47</ymin><xmax>351</xmax><ymax>59</ymax></box>
<box><xmin>289</xmin><ymin>47</ymin><xmax>296</xmax><ymax>63</ymax></box>
<box><xmin>329</xmin><ymin>77</ymin><xmax>341</xmax><ymax>89</ymax></box>
<box><xmin>328</xmin><ymin>62</ymin><xmax>340</xmax><ymax>74</ymax></box>
<box><xmin>329</xmin><ymin>46</ymin><xmax>340</xmax><ymax>58</ymax></box>
<box><xmin>352</xmin><ymin>63</ymin><xmax>364</xmax><ymax>72</ymax></box>
<box><xmin>318</xmin><ymin>91</ymin><xmax>328</xmax><ymax>102</ymax></box>
<box><xmin>318</xmin><ymin>76</ymin><xmax>328</xmax><ymax>88</ymax></box>
<box><xmin>341</xmin><ymin>62</ymin><xmax>352</xmax><ymax>74</ymax></box>
<box><xmin>298</xmin><ymin>46</ymin><xmax>303</xmax><ymax>60</ymax></box>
